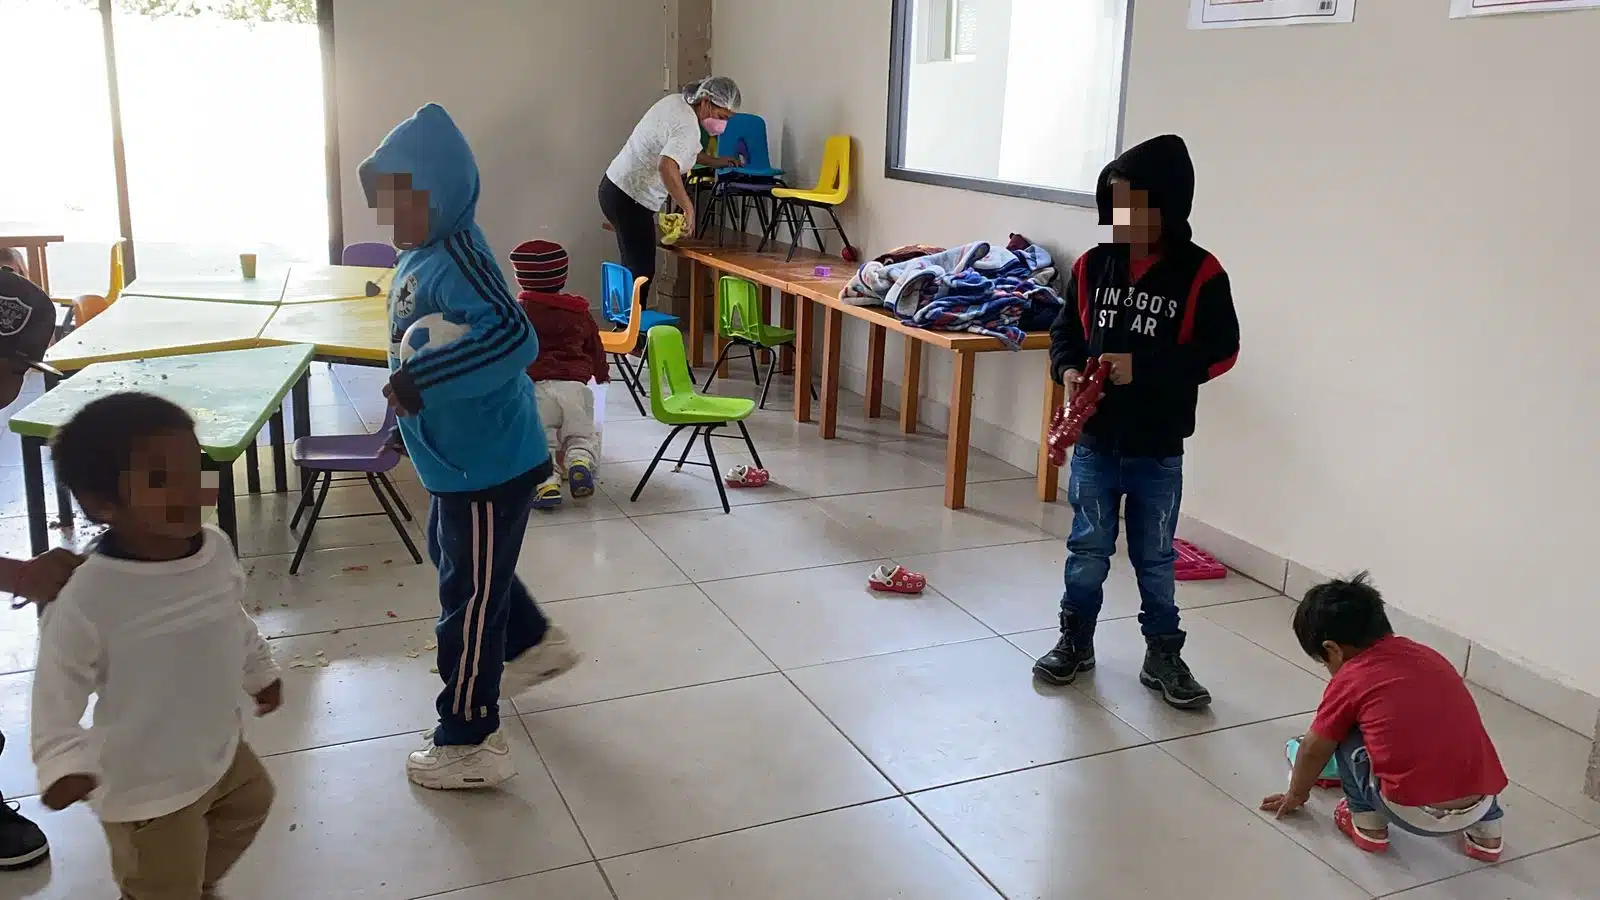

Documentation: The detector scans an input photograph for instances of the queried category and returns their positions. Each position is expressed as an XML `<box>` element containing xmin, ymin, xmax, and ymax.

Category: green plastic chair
<box><xmin>704</xmin><ymin>275</ymin><xmax>799</xmax><ymax>410</ymax></box>
<box><xmin>632</xmin><ymin>325</ymin><xmax>764</xmax><ymax>513</ymax></box>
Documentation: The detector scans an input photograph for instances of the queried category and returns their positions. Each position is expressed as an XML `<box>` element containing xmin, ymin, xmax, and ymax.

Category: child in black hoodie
<box><xmin>1033</xmin><ymin>135</ymin><xmax>1240</xmax><ymax>710</ymax></box>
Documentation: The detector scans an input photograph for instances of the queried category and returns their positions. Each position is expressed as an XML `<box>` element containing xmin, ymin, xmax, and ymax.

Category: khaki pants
<box><xmin>102</xmin><ymin>741</ymin><xmax>274</xmax><ymax>900</ymax></box>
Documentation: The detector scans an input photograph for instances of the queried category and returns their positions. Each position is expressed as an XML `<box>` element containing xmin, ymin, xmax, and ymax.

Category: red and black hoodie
<box><xmin>1049</xmin><ymin>134</ymin><xmax>1240</xmax><ymax>458</ymax></box>
<box><xmin>518</xmin><ymin>291</ymin><xmax>610</xmax><ymax>385</ymax></box>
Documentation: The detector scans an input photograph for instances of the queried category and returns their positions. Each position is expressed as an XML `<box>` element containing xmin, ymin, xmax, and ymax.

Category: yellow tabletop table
<box><xmin>259</xmin><ymin>296</ymin><xmax>389</xmax><ymax>364</ymax></box>
<box><xmin>121</xmin><ymin>270</ymin><xmax>290</xmax><ymax>305</ymax></box>
<box><xmin>45</xmin><ymin>294</ymin><xmax>275</xmax><ymax>373</ymax></box>
<box><xmin>280</xmin><ymin>264</ymin><xmax>394</xmax><ymax>304</ymax></box>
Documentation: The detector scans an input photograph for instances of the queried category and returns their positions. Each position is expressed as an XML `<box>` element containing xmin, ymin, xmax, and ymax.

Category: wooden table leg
<box><xmin>944</xmin><ymin>350</ymin><xmax>976</xmax><ymax>509</ymax></box>
<box><xmin>779</xmin><ymin>292</ymin><xmax>795</xmax><ymax>374</ymax></box>
<box><xmin>24</xmin><ymin>245</ymin><xmax>48</xmax><ymax>294</ymax></box>
<box><xmin>1038</xmin><ymin>372</ymin><xmax>1065</xmax><ymax>501</ymax></box>
<box><xmin>819</xmin><ymin>306</ymin><xmax>844</xmax><ymax>439</ymax></box>
<box><xmin>794</xmin><ymin>297</ymin><xmax>814</xmax><ymax>423</ymax></box>
<box><xmin>900</xmin><ymin>337</ymin><xmax>922</xmax><ymax>434</ymax></box>
<box><xmin>864</xmin><ymin>324</ymin><xmax>886</xmax><ymax>418</ymax></box>
<box><xmin>688</xmin><ymin>259</ymin><xmax>705</xmax><ymax>368</ymax></box>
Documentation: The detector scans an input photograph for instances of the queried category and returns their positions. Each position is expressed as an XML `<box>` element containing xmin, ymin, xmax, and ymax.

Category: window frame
<box><xmin>884</xmin><ymin>0</ymin><xmax>1136</xmax><ymax>208</ymax></box>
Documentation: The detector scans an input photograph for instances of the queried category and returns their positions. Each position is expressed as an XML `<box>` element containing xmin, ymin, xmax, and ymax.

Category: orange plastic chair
<box><xmin>62</xmin><ymin>239</ymin><xmax>128</xmax><ymax>333</ymax></box>
<box><xmin>598</xmin><ymin>274</ymin><xmax>650</xmax><ymax>415</ymax></box>
<box><xmin>759</xmin><ymin>135</ymin><xmax>854</xmax><ymax>261</ymax></box>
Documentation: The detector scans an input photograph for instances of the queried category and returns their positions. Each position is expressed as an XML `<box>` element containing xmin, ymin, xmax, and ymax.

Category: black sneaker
<box><xmin>1032</xmin><ymin>613</ymin><xmax>1096</xmax><ymax>686</ymax></box>
<box><xmin>0</xmin><ymin>799</ymin><xmax>49</xmax><ymax>870</ymax></box>
<box><xmin>1140</xmin><ymin>633</ymin><xmax>1212</xmax><ymax>710</ymax></box>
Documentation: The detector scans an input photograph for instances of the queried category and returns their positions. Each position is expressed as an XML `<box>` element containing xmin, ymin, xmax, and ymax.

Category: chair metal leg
<box><xmin>288</xmin><ymin>471</ymin><xmax>333</xmax><ymax>575</ymax></box>
<box><xmin>783</xmin><ymin>203</ymin><xmax>804</xmax><ymax>262</ymax></box>
<box><xmin>758</xmin><ymin>199</ymin><xmax>787</xmax><ymax>252</ymax></box>
<box><xmin>703</xmin><ymin>425</ymin><xmax>731</xmax><ymax>513</ymax></box>
<box><xmin>703</xmin><ymin>340</ymin><xmax>736</xmax><ymax>391</ymax></box>
<box><xmin>674</xmin><ymin>425</ymin><xmax>703</xmax><ymax>472</ymax></box>
<box><xmin>826</xmin><ymin>205</ymin><xmax>853</xmax><ymax>252</ymax></box>
<box><xmin>748</xmin><ymin>345</ymin><xmax>762</xmax><ymax>385</ymax></box>
<box><xmin>613</xmin><ymin>353</ymin><xmax>647</xmax><ymax>416</ymax></box>
<box><xmin>801</xmin><ymin>205</ymin><xmax>828</xmax><ymax>256</ymax></box>
<box><xmin>289</xmin><ymin>467</ymin><xmax>320</xmax><ymax>530</ymax></box>
<box><xmin>368</xmin><ymin>473</ymin><xmax>423</xmax><ymax>564</ymax></box>
<box><xmin>736</xmin><ymin>420</ymin><xmax>764</xmax><ymax>469</ymax></box>
<box><xmin>758</xmin><ymin>350</ymin><xmax>780</xmax><ymax>409</ymax></box>
<box><xmin>378</xmin><ymin>472</ymin><xmax>412</xmax><ymax>521</ymax></box>
<box><xmin>631</xmin><ymin>425</ymin><xmax>689</xmax><ymax>502</ymax></box>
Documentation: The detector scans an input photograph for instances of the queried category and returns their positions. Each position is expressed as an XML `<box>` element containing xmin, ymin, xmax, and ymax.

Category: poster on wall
<box><xmin>1189</xmin><ymin>0</ymin><xmax>1357</xmax><ymax>29</ymax></box>
<box><xmin>1450</xmin><ymin>0</ymin><xmax>1600</xmax><ymax>17</ymax></box>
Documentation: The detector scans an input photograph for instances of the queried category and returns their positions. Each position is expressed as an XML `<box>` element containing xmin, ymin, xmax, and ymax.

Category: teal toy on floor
<box><xmin>1287</xmin><ymin>735</ymin><xmax>1342</xmax><ymax>789</ymax></box>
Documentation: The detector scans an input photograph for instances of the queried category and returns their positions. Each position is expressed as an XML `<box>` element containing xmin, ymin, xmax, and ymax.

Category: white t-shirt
<box><xmin>605</xmin><ymin>94</ymin><xmax>704</xmax><ymax>210</ymax></box>
<box><xmin>31</xmin><ymin>526</ymin><xmax>280</xmax><ymax>823</ymax></box>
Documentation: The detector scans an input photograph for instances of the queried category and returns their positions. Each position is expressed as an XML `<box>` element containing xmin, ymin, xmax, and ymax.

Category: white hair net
<box><xmin>683</xmin><ymin>76</ymin><xmax>742</xmax><ymax>111</ymax></box>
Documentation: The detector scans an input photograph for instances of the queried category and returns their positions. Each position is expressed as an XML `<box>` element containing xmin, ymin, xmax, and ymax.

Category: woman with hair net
<box><xmin>600</xmin><ymin>76</ymin><xmax>742</xmax><ymax>306</ymax></box>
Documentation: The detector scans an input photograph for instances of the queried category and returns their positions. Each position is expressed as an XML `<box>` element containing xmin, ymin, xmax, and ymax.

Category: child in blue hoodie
<box><xmin>360</xmin><ymin>104</ymin><xmax>578</xmax><ymax>790</ymax></box>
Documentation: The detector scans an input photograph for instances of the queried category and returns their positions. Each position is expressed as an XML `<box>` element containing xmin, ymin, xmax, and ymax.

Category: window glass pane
<box><xmin>114</xmin><ymin>0</ymin><xmax>327</xmax><ymax>279</ymax></box>
<box><xmin>0</xmin><ymin>1</ymin><xmax>122</xmax><ymax>297</ymax></box>
<box><xmin>899</xmin><ymin>0</ymin><xmax>1129</xmax><ymax>197</ymax></box>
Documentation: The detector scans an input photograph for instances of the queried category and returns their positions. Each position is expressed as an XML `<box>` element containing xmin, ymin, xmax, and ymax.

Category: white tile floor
<box><xmin>2</xmin><ymin>365</ymin><xmax>1597</xmax><ymax>899</ymax></box>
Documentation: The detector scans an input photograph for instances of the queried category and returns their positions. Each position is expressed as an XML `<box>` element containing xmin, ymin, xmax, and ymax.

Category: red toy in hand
<box><xmin>1046</xmin><ymin>357</ymin><xmax>1107</xmax><ymax>466</ymax></box>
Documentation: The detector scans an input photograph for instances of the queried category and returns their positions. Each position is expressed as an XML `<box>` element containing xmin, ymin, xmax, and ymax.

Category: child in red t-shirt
<box><xmin>1261</xmin><ymin>573</ymin><xmax>1507</xmax><ymax>862</ymax></box>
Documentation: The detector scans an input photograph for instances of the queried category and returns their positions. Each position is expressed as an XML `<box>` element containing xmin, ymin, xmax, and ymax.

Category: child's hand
<box><xmin>12</xmin><ymin>548</ymin><xmax>85</xmax><ymax>610</ymax></box>
<box><xmin>42</xmin><ymin>773</ymin><xmax>98</xmax><ymax>810</ymax></box>
<box><xmin>253</xmin><ymin>679</ymin><xmax>283</xmax><ymax>716</ymax></box>
<box><xmin>1059</xmin><ymin>368</ymin><xmax>1084</xmax><ymax>399</ymax></box>
<box><xmin>1099</xmin><ymin>352</ymin><xmax>1134</xmax><ymax>385</ymax></box>
<box><xmin>1260</xmin><ymin>790</ymin><xmax>1309</xmax><ymax>819</ymax></box>
<box><xmin>382</xmin><ymin>380</ymin><xmax>420</xmax><ymax>417</ymax></box>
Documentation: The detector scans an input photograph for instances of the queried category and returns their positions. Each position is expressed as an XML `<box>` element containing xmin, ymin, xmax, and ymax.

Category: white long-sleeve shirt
<box><xmin>30</xmin><ymin>525</ymin><xmax>280</xmax><ymax>823</ymax></box>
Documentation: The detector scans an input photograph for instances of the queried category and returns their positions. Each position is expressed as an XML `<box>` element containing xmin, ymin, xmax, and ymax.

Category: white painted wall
<box><xmin>331</xmin><ymin>0</ymin><xmax>663</xmax><ymax>301</ymax></box>
<box><xmin>716</xmin><ymin>0</ymin><xmax>1600</xmax><ymax>694</ymax></box>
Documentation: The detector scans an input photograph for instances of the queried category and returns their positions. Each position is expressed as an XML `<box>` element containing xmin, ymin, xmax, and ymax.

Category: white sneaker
<box><xmin>500</xmin><ymin>624</ymin><xmax>580</xmax><ymax>698</ymax></box>
<box><xmin>406</xmin><ymin>729</ymin><xmax>517</xmax><ymax>790</ymax></box>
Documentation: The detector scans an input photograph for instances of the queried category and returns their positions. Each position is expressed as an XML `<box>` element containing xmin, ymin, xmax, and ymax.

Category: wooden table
<box><xmin>0</xmin><ymin>228</ymin><xmax>65</xmax><ymax>293</ymax></box>
<box><xmin>675</xmin><ymin>239</ymin><xmax>1061</xmax><ymax>509</ymax></box>
<box><xmin>9</xmin><ymin>344</ymin><xmax>317</xmax><ymax>553</ymax></box>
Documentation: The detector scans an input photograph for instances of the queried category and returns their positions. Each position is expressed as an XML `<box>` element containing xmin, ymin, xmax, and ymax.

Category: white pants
<box><xmin>535</xmin><ymin>380</ymin><xmax>598</xmax><ymax>482</ymax></box>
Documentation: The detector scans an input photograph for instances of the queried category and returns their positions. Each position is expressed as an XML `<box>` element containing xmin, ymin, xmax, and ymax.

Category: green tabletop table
<box><xmin>259</xmin><ymin>296</ymin><xmax>390</xmax><ymax>364</ymax></box>
<box><xmin>45</xmin><ymin>294</ymin><xmax>276</xmax><ymax>373</ymax></box>
<box><xmin>280</xmin><ymin>264</ymin><xmax>394</xmax><ymax>304</ymax></box>
<box><xmin>120</xmin><ymin>270</ymin><xmax>290</xmax><ymax>305</ymax></box>
<box><xmin>9</xmin><ymin>344</ymin><xmax>316</xmax><ymax>553</ymax></box>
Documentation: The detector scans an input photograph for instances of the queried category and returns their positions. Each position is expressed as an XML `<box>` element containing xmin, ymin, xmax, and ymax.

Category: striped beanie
<box><xmin>509</xmin><ymin>239</ymin><xmax>569</xmax><ymax>293</ymax></box>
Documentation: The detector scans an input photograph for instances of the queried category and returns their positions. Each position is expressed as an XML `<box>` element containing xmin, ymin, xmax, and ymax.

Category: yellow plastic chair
<box><xmin>61</xmin><ymin>239</ymin><xmax>128</xmax><ymax>335</ymax></box>
<box><xmin>598</xmin><ymin>273</ymin><xmax>650</xmax><ymax>415</ymax></box>
<box><xmin>759</xmin><ymin>135</ymin><xmax>854</xmax><ymax>261</ymax></box>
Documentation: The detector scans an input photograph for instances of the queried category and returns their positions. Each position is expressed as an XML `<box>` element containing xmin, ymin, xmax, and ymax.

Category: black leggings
<box><xmin>598</xmin><ymin>176</ymin><xmax>657</xmax><ymax>307</ymax></box>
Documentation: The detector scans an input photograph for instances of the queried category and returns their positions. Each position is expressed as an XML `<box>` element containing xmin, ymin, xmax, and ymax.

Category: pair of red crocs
<box><xmin>1333</xmin><ymin>799</ymin><xmax>1503</xmax><ymax>863</ymax></box>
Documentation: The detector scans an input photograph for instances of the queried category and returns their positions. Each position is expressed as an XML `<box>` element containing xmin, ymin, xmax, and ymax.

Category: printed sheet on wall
<box><xmin>1188</xmin><ymin>0</ymin><xmax>1356</xmax><ymax>30</ymax></box>
<box><xmin>1449</xmin><ymin>0</ymin><xmax>1600</xmax><ymax>16</ymax></box>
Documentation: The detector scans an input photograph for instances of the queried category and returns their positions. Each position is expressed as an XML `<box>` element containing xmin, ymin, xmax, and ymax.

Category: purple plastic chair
<box><xmin>288</xmin><ymin>407</ymin><xmax>421</xmax><ymax>574</ymax></box>
<box><xmin>341</xmin><ymin>242</ymin><xmax>398</xmax><ymax>268</ymax></box>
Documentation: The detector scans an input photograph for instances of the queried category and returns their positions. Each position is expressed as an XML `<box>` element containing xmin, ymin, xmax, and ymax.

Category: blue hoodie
<box><xmin>358</xmin><ymin>104</ymin><xmax>548</xmax><ymax>493</ymax></box>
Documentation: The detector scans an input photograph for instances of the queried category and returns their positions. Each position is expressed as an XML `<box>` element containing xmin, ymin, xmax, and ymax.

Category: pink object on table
<box><xmin>1174</xmin><ymin>539</ymin><xmax>1227</xmax><ymax>581</ymax></box>
<box><xmin>813</xmin><ymin>265</ymin><xmax>831</xmax><ymax>277</ymax></box>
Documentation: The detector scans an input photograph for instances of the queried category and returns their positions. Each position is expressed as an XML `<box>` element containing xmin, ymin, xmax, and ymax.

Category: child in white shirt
<box><xmin>30</xmin><ymin>392</ymin><xmax>281</xmax><ymax>899</ymax></box>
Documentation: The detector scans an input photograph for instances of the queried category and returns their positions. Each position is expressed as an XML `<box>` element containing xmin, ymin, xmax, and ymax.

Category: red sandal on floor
<box><xmin>1334</xmin><ymin>799</ymin><xmax>1390</xmax><ymax>854</ymax></box>
<box><xmin>724</xmin><ymin>465</ymin><xmax>771</xmax><ymax>488</ymax></box>
<box><xmin>1461</xmin><ymin>830</ymin><xmax>1504</xmax><ymax>863</ymax></box>
<box><xmin>868</xmin><ymin>564</ymin><xmax>926</xmax><ymax>595</ymax></box>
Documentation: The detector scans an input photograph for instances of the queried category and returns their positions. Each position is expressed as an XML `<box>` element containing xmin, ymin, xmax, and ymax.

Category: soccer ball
<box><xmin>399</xmin><ymin>313</ymin><xmax>471</xmax><ymax>364</ymax></box>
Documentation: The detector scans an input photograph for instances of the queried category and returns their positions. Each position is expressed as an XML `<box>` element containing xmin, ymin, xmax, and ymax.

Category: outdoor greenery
<box><xmin>71</xmin><ymin>0</ymin><xmax>316</xmax><ymax>24</ymax></box>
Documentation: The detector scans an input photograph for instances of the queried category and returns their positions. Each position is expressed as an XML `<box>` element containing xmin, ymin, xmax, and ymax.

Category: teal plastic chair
<box><xmin>632</xmin><ymin>325</ymin><xmax>763</xmax><ymax>513</ymax></box>
<box><xmin>704</xmin><ymin>276</ymin><xmax>799</xmax><ymax>409</ymax></box>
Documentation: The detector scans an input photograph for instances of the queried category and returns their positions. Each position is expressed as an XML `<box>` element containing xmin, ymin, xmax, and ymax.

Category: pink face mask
<box><xmin>701</xmin><ymin>117</ymin><xmax>729</xmax><ymax>137</ymax></box>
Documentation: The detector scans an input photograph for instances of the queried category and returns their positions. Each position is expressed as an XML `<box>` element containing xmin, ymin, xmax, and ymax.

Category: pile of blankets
<box><xmin>842</xmin><ymin>235</ymin><xmax>1063</xmax><ymax>350</ymax></box>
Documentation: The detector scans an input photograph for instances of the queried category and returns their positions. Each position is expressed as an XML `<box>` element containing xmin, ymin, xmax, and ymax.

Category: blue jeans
<box><xmin>1336</xmin><ymin>730</ymin><xmax>1503</xmax><ymax>836</ymax></box>
<box><xmin>1060</xmin><ymin>444</ymin><xmax>1184</xmax><ymax>637</ymax></box>
<box><xmin>427</xmin><ymin>465</ymin><xmax>551</xmax><ymax>746</ymax></box>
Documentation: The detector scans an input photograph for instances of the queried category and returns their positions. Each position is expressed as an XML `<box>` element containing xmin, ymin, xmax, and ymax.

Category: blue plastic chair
<box><xmin>601</xmin><ymin>262</ymin><xmax>679</xmax><ymax>414</ymax></box>
<box><xmin>715</xmin><ymin>114</ymin><xmax>783</xmax><ymax>179</ymax></box>
<box><xmin>341</xmin><ymin>242</ymin><xmax>398</xmax><ymax>267</ymax></box>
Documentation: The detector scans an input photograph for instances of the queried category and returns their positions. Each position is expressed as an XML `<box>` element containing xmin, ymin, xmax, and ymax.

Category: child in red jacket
<box><xmin>510</xmin><ymin>240</ymin><xmax>608</xmax><ymax>509</ymax></box>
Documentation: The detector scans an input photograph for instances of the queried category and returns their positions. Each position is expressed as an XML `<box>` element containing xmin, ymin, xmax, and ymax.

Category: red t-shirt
<box><xmin>1309</xmin><ymin>635</ymin><xmax>1508</xmax><ymax>807</ymax></box>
